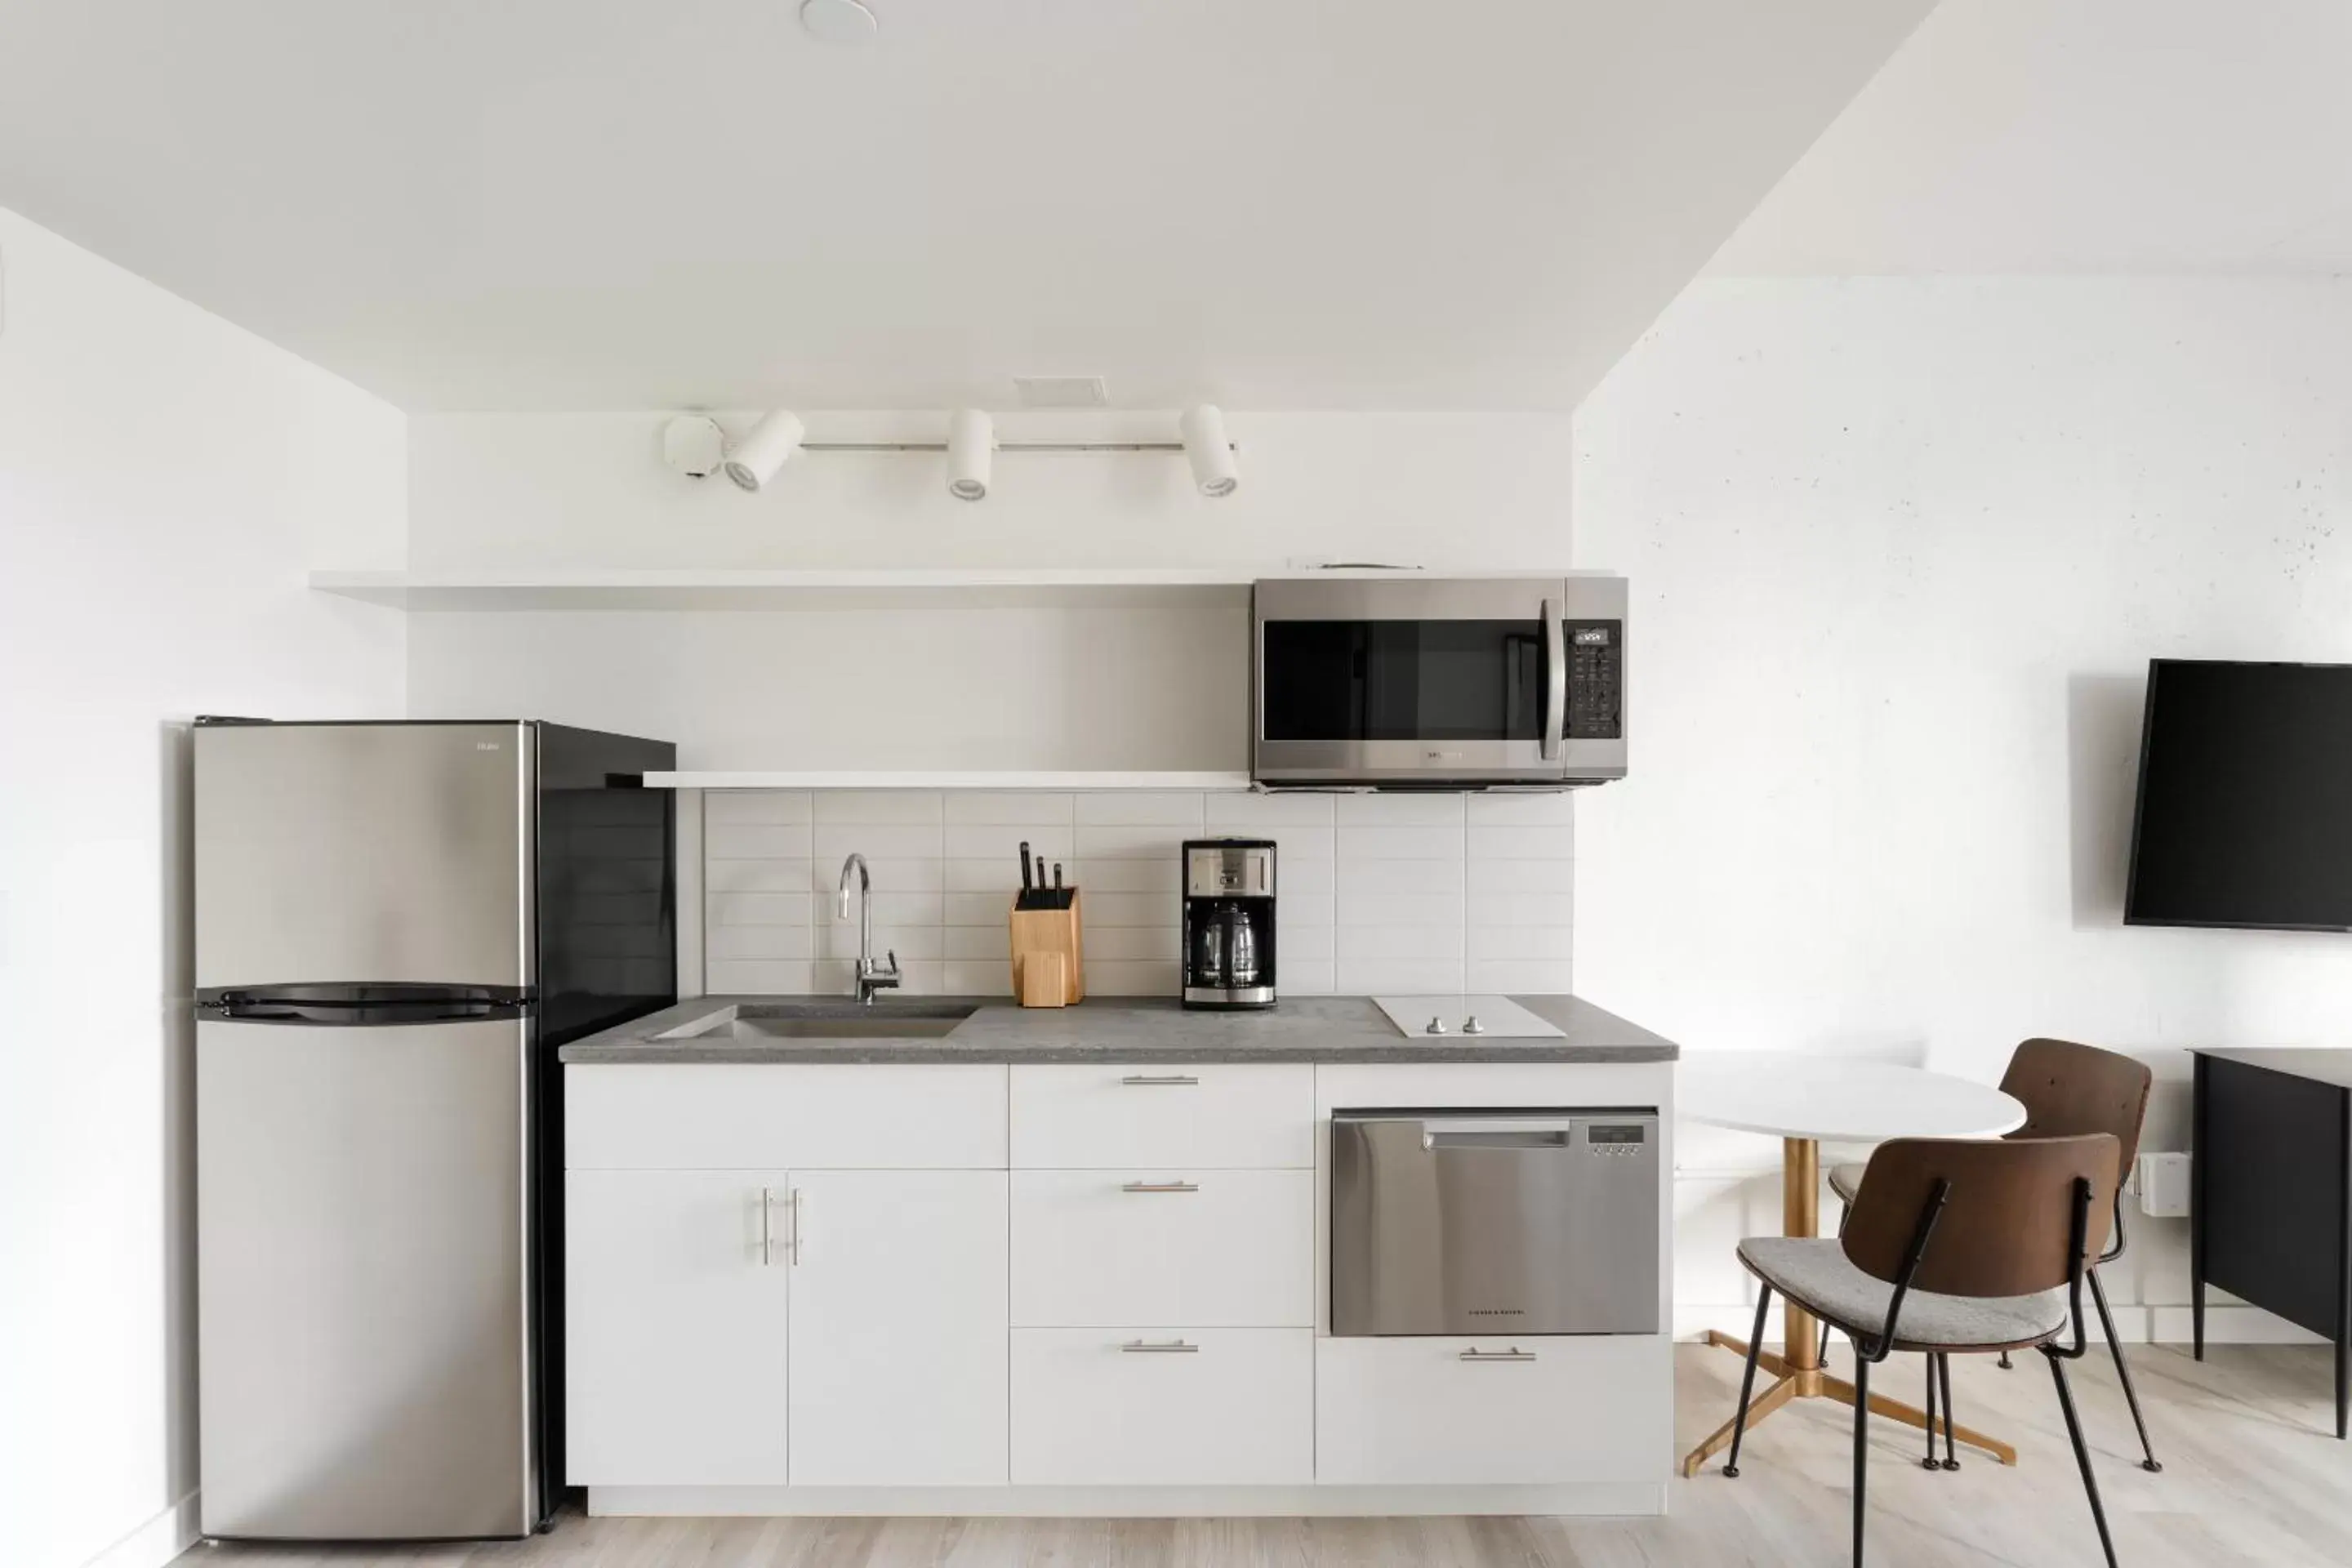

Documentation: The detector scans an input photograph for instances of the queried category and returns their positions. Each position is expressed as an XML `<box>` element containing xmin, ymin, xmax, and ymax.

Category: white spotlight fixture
<box><xmin>1180</xmin><ymin>404</ymin><xmax>1240</xmax><ymax>497</ymax></box>
<box><xmin>946</xmin><ymin>408</ymin><xmax>994</xmax><ymax>501</ymax></box>
<box><xmin>661</xmin><ymin>414</ymin><xmax>725</xmax><ymax>479</ymax></box>
<box><xmin>722</xmin><ymin>410</ymin><xmax>805</xmax><ymax>492</ymax></box>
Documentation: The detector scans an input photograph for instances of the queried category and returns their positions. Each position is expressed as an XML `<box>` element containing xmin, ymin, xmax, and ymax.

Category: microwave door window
<box><xmin>1264</xmin><ymin>620</ymin><xmax>1545</xmax><ymax>741</ymax></box>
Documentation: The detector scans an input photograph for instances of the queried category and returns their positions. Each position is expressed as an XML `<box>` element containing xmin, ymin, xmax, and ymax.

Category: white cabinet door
<box><xmin>786</xmin><ymin>1171</ymin><xmax>1009</xmax><ymax>1486</ymax></box>
<box><xmin>1011</xmin><ymin>1063</ymin><xmax>1314</xmax><ymax>1168</ymax></box>
<box><xmin>1011</xmin><ymin>1169</ymin><xmax>1314</xmax><ymax>1326</ymax></box>
<box><xmin>1012</xmin><ymin>1327</ymin><xmax>1313</xmax><ymax>1486</ymax></box>
<box><xmin>566</xmin><ymin>1169</ymin><xmax>790</xmax><ymax>1485</ymax></box>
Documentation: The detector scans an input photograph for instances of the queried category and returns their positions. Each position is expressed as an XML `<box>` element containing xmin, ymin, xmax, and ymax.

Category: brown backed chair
<box><xmin>1726</xmin><ymin>1133</ymin><xmax>2125</xmax><ymax>1568</ymax></box>
<box><xmin>1824</xmin><ymin>1038</ymin><xmax>2161</xmax><ymax>1473</ymax></box>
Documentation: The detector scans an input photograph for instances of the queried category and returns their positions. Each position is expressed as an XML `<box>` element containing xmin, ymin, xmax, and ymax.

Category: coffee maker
<box><xmin>1181</xmin><ymin>838</ymin><xmax>1276</xmax><ymax>1009</ymax></box>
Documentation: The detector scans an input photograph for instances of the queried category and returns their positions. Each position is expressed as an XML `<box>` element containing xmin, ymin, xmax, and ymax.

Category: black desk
<box><xmin>2190</xmin><ymin>1048</ymin><xmax>2352</xmax><ymax>1437</ymax></box>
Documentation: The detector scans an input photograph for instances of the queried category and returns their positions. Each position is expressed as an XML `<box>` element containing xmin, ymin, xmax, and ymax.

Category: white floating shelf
<box><xmin>648</xmin><ymin>770</ymin><xmax>1257</xmax><ymax>791</ymax></box>
<box><xmin>308</xmin><ymin>567</ymin><xmax>1262</xmax><ymax>611</ymax></box>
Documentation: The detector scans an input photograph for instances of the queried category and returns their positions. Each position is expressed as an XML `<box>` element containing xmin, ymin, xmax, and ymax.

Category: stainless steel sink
<box><xmin>658</xmin><ymin>1000</ymin><xmax>980</xmax><ymax>1042</ymax></box>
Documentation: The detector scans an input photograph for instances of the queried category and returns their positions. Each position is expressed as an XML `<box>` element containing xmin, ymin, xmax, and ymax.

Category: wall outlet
<box><xmin>2136</xmin><ymin>1151</ymin><xmax>2191</xmax><ymax>1218</ymax></box>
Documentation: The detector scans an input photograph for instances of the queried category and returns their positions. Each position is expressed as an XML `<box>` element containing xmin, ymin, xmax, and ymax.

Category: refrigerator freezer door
<box><xmin>197</xmin><ymin>1018</ymin><xmax>534</xmax><ymax>1539</ymax></box>
<box><xmin>195</xmin><ymin>723</ymin><xmax>532</xmax><ymax>990</ymax></box>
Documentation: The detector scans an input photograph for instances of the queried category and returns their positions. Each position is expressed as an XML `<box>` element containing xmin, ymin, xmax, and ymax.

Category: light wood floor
<box><xmin>180</xmin><ymin>1343</ymin><xmax>2352</xmax><ymax>1567</ymax></box>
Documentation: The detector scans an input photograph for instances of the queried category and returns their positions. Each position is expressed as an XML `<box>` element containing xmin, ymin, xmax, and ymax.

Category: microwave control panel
<box><xmin>1564</xmin><ymin>620</ymin><xmax>1624</xmax><ymax>739</ymax></box>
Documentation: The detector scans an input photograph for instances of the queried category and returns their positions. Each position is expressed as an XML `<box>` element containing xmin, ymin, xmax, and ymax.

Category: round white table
<box><xmin>1677</xmin><ymin>1054</ymin><xmax>2027</xmax><ymax>1478</ymax></box>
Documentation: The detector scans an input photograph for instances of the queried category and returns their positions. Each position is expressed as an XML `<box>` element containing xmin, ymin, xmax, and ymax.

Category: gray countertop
<box><xmin>558</xmin><ymin>993</ymin><xmax>1679</xmax><ymax>1066</ymax></box>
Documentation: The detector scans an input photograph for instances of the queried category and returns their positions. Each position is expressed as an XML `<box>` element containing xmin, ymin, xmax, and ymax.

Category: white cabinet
<box><xmin>1314</xmin><ymin>1334</ymin><xmax>1673</xmax><ymax>1486</ymax></box>
<box><xmin>1010</xmin><ymin>1169</ymin><xmax>1312</xmax><ymax>1326</ymax></box>
<box><xmin>566</xmin><ymin>1169</ymin><xmax>790</xmax><ymax>1485</ymax></box>
<box><xmin>1011</xmin><ymin>1327</ymin><xmax>1313</xmax><ymax>1485</ymax></box>
<box><xmin>1011</xmin><ymin>1063</ymin><xmax>1314</xmax><ymax>1169</ymax></box>
<box><xmin>786</xmin><ymin>1171</ymin><xmax>1009</xmax><ymax>1486</ymax></box>
<box><xmin>568</xmin><ymin>1063</ymin><xmax>1008</xmax><ymax>1169</ymax></box>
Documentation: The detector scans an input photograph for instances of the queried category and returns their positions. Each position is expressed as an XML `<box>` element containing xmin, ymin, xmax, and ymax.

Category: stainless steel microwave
<box><xmin>1252</xmin><ymin>575</ymin><xmax>1627</xmax><ymax>788</ymax></box>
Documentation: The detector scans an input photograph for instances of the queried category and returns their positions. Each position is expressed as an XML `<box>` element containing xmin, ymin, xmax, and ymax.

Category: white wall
<box><xmin>0</xmin><ymin>207</ymin><xmax>408</xmax><ymax>1568</ymax></box>
<box><xmin>1575</xmin><ymin>275</ymin><xmax>2352</xmax><ymax>1339</ymax></box>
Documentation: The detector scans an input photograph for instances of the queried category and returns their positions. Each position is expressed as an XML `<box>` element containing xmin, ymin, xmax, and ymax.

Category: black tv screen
<box><xmin>2127</xmin><ymin>659</ymin><xmax>2352</xmax><ymax>931</ymax></box>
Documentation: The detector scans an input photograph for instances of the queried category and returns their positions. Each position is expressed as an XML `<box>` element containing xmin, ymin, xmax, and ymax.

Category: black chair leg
<box><xmin>1920</xmin><ymin>1354</ymin><xmax>1940</xmax><ymax>1469</ymax></box>
<box><xmin>1852</xmin><ymin>1354</ymin><xmax>1872</xmax><ymax>1568</ymax></box>
<box><xmin>1997</xmin><ymin>1350</ymin><xmax>2012</xmax><ymax>1369</ymax></box>
<box><xmin>2047</xmin><ymin>1349</ymin><xmax>2121</xmax><ymax>1568</ymax></box>
<box><xmin>1937</xmin><ymin>1352</ymin><xmax>1960</xmax><ymax>1469</ymax></box>
<box><xmin>2087</xmin><ymin>1267</ymin><xmax>2162</xmax><ymax>1472</ymax></box>
<box><xmin>1724</xmin><ymin>1283</ymin><xmax>1774</xmax><ymax>1478</ymax></box>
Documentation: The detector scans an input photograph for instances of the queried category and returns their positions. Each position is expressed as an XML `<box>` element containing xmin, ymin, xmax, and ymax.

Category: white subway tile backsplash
<box><xmin>1336</xmin><ymin>793</ymin><xmax>1466</xmax><ymax>826</ymax></box>
<box><xmin>1075</xmin><ymin>822</ymin><xmax>1185</xmax><ymax>860</ymax></box>
<box><xmin>1339</xmin><ymin>924</ymin><xmax>1468</xmax><ymax>961</ymax></box>
<box><xmin>1074</xmin><ymin>858</ymin><xmax>1181</xmax><ymax>893</ymax></box>
<box><xmin>1466</xmin><ymin>924</ymin><xmax>1574</xmax><ymax>960</ymax></box>
<box><xmin>944</xmin><ymin>822</ymin><xmax>1073</xmax><ymax>862</ymax></box>
<box><xmin>706</xmin><ymin>924</ymin><xmax>816</xmax><ymax>960</ymax></box>
<box><xmin>813</xmin><ymin>791</ymin><xmax>946</xmax><ymax>825</ymax></box>
<box><xmin>1467</xmin><ymin>824</ymin><xmax>1575</xmax><ymax>860</ymax></box>
<box><xmin>945</xmin><ymin>792</ymin><xmax>1076</xmax><ymax>826</ymax></box>
<box><xmin>707</xmin><ymin>822</ymin><xmax>813</xmax><ymax>860</ymax></box>
<box><xmin>1076</xmin><ymin>792</ymin><xmax>1209</xmax><ymax>827</ymax></box>
<box><xmin>705</xmin><ymin>858</ymin><xmax>813</xmax><ymax>894</ymax></box>
<box><xmin>1338</xmin><ymin>958</ymin><xmax>1464</xmax><ymax>995</ymax></box>
<box><xmin>1469</xmin><ymin>892</ymin><xmax>1575</xmax><ymax>927</ymax></box>
<box><xmin>707</xmin><ymin>959</ymin><xmax>814</xmax><ymax>994</ymax></box>
<box><xmin>1341</xmin><ymin>893</ymin><xmax>1465</xmax><ymax>929</ymax></box>
<box><xmin>1337</xmin><ymin>825</ymin><xmax>1463</xmax><ymax>860</ymax></box>
<box><xmin>1339</xmin><ymin>858</ymin><xmax>1465</xmax><ymax>896</ymax></box>
<box><xmin>1467</xmin><ymin>959</ymin><xmax>1575</xmax><ymax>994</ymax></box>
<box><xmin>1084</xmin><ymin>925</ymin><xmax>1182</xmax><ymax>963</ymax></box>
<box><xmin>706</xmin><ymin>790</ymin><xmax>813</xmax><ymax>825</ymax></box>
<box><xmin>1205</xmin><ymin>791</ymin><xmax>1336</xmax><ymax>827</ymax></box>
<box><xmin>706</xmin><ymin>893</ymin><xmax>810</xmax><ymax>926</ymax></box>
<box><xmin>1467</xmin><ymin>857</ymin><xmax>1577</xmax><ymax>894</ymax></box>
<box><xmin>701</xmin><ymin>788</ymin><xmax>1570</xmax><ymax>1000</ymax></box>
<box><xmin>1466</xmin><ymin>792</ymin><xmax>1577</xmax><ymax>826</ymax></box>
<box><xmin>813</xmin><ymin>823</ymin><xmax>945</xmax><ymax>862</ymax></box>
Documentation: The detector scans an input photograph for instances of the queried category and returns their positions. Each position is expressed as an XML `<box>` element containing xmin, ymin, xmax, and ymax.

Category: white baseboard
<box><xmin>1674</xmin><ymin>1302</ymin><xmax>2319</xmax><ymax>1348</ymax></box>
<box><xmin>590</xmin><ymin>1482</ymin><xmax>1667</xmax><ymax>1518</ymax></box>
<box><xmin>84</xmin><ymin>1492</ymin><xmax>198</xmax><ymax>1568</ymax></box>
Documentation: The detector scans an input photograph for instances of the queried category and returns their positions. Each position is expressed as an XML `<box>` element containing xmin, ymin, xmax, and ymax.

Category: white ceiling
<box><xmin>0</xmin><ymin>1</ymin><xmax>1927</xmax><ymax>412</ymax></box>
<box><xmin>1711</xmin><ymin>0</ymin><xmax>2352</xmax><ymax>275</ymax></box>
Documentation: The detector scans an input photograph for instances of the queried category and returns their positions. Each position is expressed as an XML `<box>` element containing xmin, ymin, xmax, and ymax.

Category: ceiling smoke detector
<box><xmin>1012</xmin><ymin>376</ymin><xmax>1110</xmax><ymax>409</ymax></box>
<box><xmin>800</xmin><ymin>0</ymin><xmax>878</xmax><ymax>45</ymax></box>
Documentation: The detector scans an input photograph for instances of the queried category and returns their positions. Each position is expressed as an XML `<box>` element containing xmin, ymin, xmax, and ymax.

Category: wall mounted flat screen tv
<box><xmin>2127</xmin><ymin>659</ymin><xmax>2352</xmax><ymax>931</ymax></box>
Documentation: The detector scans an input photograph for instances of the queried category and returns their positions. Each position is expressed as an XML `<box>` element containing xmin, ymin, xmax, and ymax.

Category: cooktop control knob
<box><xmin>1463</xmin><ymin>1015</ymin><xmax>1486</xmax><ymax>1035</ymax></box>
<box><xmin>1426</xmin><ymin>1015</ymin><xmax>1448</xmax><ymax>1036</ymax></box>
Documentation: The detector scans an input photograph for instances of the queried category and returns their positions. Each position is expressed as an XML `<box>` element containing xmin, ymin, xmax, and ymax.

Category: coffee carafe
<box><xmin>1180</xmin><ymin>839</ymin><xmax>1276</xmax><ymax>1009</ymax></box>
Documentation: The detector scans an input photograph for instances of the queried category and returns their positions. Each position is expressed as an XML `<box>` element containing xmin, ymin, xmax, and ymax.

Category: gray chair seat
<box><xmin>1737</xmin><ymin>1236</ymin><xmax>2068</xmax><ymax>1352</ymax></box>
<box><xmin>1828</xmin><ymin>1160</ymin><xmax>1868</xmax><ymax>1204</ymax></box>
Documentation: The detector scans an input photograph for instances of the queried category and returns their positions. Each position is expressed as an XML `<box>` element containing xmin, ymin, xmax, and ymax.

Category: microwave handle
<box><xmin>1540</xmin><ymin>596</ymin><xmax>1566</xmax><ymax>761</ymax></box>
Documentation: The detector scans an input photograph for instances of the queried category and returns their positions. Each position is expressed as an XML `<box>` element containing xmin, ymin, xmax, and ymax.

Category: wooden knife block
<box><xmin>1009</xmin><ymin>893</ymin><xmax>1084</xmax><ymax>1007</ymax></box>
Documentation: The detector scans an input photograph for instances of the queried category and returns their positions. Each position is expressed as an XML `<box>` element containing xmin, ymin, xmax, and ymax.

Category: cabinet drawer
<box><xmin>1012</xmin><ymin>1169</ymin><xmax>1312</xmax><ymax>1326</ymax></box>
<box><xmin>566</xmin><ymin>1064</ymin><xmax>1008</xmax><ymax>1169</ymax></box>
<box><xmin>1316</xmin><ymin>1334</ymin><xmax>1671</xmax><ymax>1486</ymax></box>
<box><xmin>1010</xmin><ymin>1063</ymin><xmax>1312</xmax><ymax>1168</ymax></box>
<box><xmin>1012</xmin><ymin>1327</ymin><xmax>1312</xmax><ymax>1486</ymax></box>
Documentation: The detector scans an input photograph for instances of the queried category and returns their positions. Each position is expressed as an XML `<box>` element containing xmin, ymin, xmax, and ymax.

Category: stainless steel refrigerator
<box><xmin>193</xmin><ymin>719</ymin><xmax>675</xmax><ymax>1541</ymax></box>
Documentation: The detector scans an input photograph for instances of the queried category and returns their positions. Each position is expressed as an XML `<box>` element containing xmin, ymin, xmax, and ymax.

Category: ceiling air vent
<box><xmin>1012</xmin><ymin>376</ymin><xmax>1109</xmax><ymax>408</ymax></box>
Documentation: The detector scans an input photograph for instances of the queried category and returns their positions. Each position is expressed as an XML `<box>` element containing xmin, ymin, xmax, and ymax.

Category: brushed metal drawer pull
<box><xmin>1120</xmin><ymin>1074</ymin><xmax>1200</xmax><ymax>1086</ymax></box>
<box><xmin>1120</xmin><ymin>1180</ymin><xmax>1200</xmax><ymax>1193</ymax></box>
<box><xmin>759</xmin><ymin>1187</ymin><xmax>774</xmax><ymax>1267</ymax></box>
<box><xmin>1459</xmin><ymin>1347</ymin><xmax>1537</xmax><ymax>1362</ymax></box>
<box><xmin>1121</xmin><ymin>1339</ymin><xmax>1200</xmax><ymax>1353</ymax></box>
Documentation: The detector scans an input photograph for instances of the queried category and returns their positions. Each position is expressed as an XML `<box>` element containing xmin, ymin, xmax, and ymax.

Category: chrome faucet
<box><xmin>836</xmin><ymin>853</ymin><xmax>902</xmax><ymax>1005</ymax></box>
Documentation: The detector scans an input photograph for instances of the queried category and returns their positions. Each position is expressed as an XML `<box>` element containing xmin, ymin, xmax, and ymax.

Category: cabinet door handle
<box><xmin>759</xmin><ymin>1186</ymin><xmax>774</xmax><ymax>1267</ymax></box>
<box><xmin>788</xmin><ymin>1187</ymin><xmax>804</xmax><ymax>1266</ymax></box>
<box><xmin>1120</xmin><ymin>1074</ymin><xmax>1199</xmax><ymax>1086</ymax></box>
<box><xmin>1121</xmin><ymin>1339</ymin><xmax>1200</xmax><ymax>1353</ymax></box>
<box><xmin>1459</xmin><ymin>1347</ymin><xmax>1537</xmax><ymax>1362</ymax></box>
<box><xmin>1120</xmin><ymin>1180</ymin><xmax>1200</xmax><ymax>1193</ymax></box>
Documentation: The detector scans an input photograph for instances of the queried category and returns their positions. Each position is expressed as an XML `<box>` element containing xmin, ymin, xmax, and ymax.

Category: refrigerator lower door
<box><xmin>197</xmin><ymin>1017</ymin><xmax>535</xmax><ymax>1540</ymax></box>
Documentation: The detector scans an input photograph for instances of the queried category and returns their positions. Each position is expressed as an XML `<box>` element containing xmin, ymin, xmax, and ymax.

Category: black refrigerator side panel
<box><xmin>528</xmin><ymin>723</ymin><xmax>677</xmax><ymax>1513</ymax></box>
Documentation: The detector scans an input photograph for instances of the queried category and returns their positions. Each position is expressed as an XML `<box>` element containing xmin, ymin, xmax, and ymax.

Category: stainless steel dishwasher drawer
<box><xmin>1330</xmin><ymin>1109</ymin><xmax>1659</xmax><ymax>1336</ymax></box>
